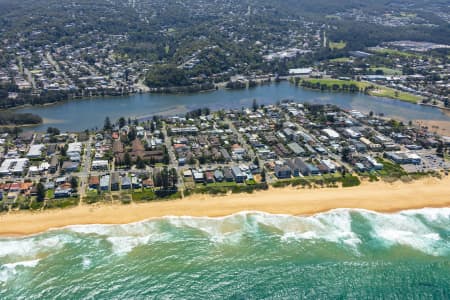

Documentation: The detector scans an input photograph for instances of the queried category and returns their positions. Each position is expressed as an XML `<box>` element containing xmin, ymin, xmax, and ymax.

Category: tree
<box><xmin>202</xmin><ymin>107</ymin><xmax>210</xmax><ymax>116</ymax></box>
<box><xmin>136</xmin><ymin>156</ymin><xmax>146</xmax><ymax>169</ymax></box>
<box><xmin>161</xmin><ymin>167</ymin><xmax>170</xmax><ymax>190</ymax></box>
<box><xmin>436</xmin><ymin>142</ymin><xmax>445</xmax><ymax>158</ymax></box>
<box><xmin>104</xmin><ymin>116</ymin><xmax>112</xmax><ymax>131</ymax></box>
<box><xmin>13</xmin><ymin>126</ymin><xmax>22</xmax><ymax>139</ymax></box>
<box><xmin>170</xmin><ymin>168</ymin><xmax>178</xmax><ymax>188</ymax></box>
<box><xmin>118</xmin><ymin>117</ymin><xmax>126</xmax><ymax>128</ymax></box>
<box><xmin>145</xmin><ymin>64</ymin><xmax>191</xmax><ymax>88</ymax></box>
<box><xmin>261</xmin><ymin>169</ymin><xmax>266</xmax><ymax>183</ymax></box>
<box><xmin>252</xmin><ymin>99</ymin><xmax>258</xmax><ymax>112</ymax></box>
<box><xmin>124</xmin><ymin>152</ymin><xmax>132</xmax><ymax>167</ymax></box>
<box><xmin>60</xmin><ymin>144</ymin><xmax>68</xmax><ymax>156</ymax></box>
<box><xmin>47</xmin><ymin>127</ymin><xmax>60</xmax><ymax>135</ymax></box>
<box><xmin>127</xmin><ymin>127</ymin><xmax>137</xmax><ymax>141</ymax></box>
<box><xmin>36</xmin><ymin>183</ymin><xmax>46</xmax><ymax>202</ymax></box>
<box><xmin>70</xmin><ymin>177</ymin><xmax>78</xmax><ymax>191</ymax></box>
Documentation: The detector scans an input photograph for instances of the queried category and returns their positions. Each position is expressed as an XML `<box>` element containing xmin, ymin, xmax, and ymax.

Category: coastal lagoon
<box><xmin>17</xmin><ymin>82</ymin><xmax>450</xmax><ymax>132</ymax></box>
<box><xmin>0</xmin><ymin>208</ymin><xmax>449</xmax><ymax>298</ymax></box>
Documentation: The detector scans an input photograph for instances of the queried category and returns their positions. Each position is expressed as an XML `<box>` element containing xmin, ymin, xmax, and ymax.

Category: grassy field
<box><xmin>370</xmin><ymin>86</ymin><xmax>420</xmax><ymax>103</ymax></box>
<box><xmin>370</xmin><ymin>48</ymin><xmax>422</xmax><ymax>59</ymax></box>
<box><xmin>329</xmin><ymin>57</ymin><xmax>353</xmax><ymax>63</ymax></box>
<box><xmin>302</xmin><ymin>78</ymin><xmax>371</xmax><ymax>89</ymax></box>
<box><xmin>369</xmin><ymin>67</ymin><xmax>402</xmax><ymax>75</ymax></box>
<box><xmin>301</xmin><ymin>78</ymin><xmax>420</xmax><ymax>103</ymax></box>
<box><xmin>329</xmin><ymin>41</ymin><xmax>347</xmax><ymax>50</ymax></box>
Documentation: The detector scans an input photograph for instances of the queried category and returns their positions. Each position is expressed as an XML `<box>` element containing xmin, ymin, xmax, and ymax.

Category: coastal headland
<box><xmin>1</xmin><ymin>177</ymin><xmax>449</xmax><ymax>237</ymax></box>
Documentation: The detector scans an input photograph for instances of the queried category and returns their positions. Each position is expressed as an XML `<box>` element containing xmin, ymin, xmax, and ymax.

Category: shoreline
<box><xmin>1</xmin><ymin>177</ymin><xmax>449</xmax><ymax>237</ymax></box>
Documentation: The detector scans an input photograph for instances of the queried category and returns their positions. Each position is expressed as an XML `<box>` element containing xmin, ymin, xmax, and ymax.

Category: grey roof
<box><xmin>287</xmin><ymin>142</ymin><xmax>305</xmax><ymax>155</ymax></box>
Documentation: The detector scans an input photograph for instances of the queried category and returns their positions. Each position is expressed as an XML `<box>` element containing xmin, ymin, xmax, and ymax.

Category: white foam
<box><xmin>69</xmin><ymin>224</ymin><xmax>116</xmax><ymax>236</ymax></box>
<box><xmin>82</xmin><ymin>257</ymin><xmax>92</xmax><ymax>269</ymax></box>
<box><xmin>0</xmin><ymin>235</ymin><xmax>69</xmax><ymax>259</ymax></box>
<box><xmin>401</xmin><ymin>207</ymin><xmax>450</xmax><ymax>224</ymax></box>
<box><xmin>361</xmin><ymin>209</ymin><xmax>448</xmax><ymax>256</ymax></box>
<box><xmin>276</xmin><ymin>210</ymin><xmax>362</xmax><ymax>250</ymax></box>
<box><xmin>0</xmin><ymin>259</ymin><xmax>40</xmax><ymax>283</ymax></box>
<box><xmin>166</xmin><ymin>214</ymin><xmax>247</xmax><ymax>244</ymax></box>
<box><xmin>106</xmin><ymin>235</ymin><xmax>152</xmax><ymax>255</ymax></box>
<box><xmin>29</xmin><ymin>208</ymin><xmax>449</xmax><ymax>257</ymax></box>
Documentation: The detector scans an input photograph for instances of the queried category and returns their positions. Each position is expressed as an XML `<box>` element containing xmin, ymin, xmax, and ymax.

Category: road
<box><xmin>77</xmin><ymin>137</ymin><xmax>93</xmax><ymax>203</ymax></box>
<box><xmin>161</xmin><ymin>122</ymin><xmax>184</xmax><ymax>189</ymax></box>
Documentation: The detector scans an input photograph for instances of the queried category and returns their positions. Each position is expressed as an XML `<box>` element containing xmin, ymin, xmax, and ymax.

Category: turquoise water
<box><xmin>1</xmin><ymin>208</ymin><xmax>449</xmax><ymax>299</ymax></box>
<box><xmin>17</xmin><ymin>82</ymin><xmax>450</xmax><ymax>131</ymax></box>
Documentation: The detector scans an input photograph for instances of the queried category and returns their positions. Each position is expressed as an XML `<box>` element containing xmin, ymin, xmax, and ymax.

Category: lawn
<box><xmin>369</xmin><ymin>67</ymin><xmax>402</xmax><ymax>75</ymax></box>
<box><xmin>46</xmin><ymin>189</ymin><xmax>55</xmax><ymax>199</ymax></box>
<box><xmin>369</xmin><ymin>86</ymin><xmax>420</xmax><ymax>103</ymax></box>
<box><xmin>301</xmin><ymin>78</ymin><xmax>420</xmax><ymax>103</ymax></box>
<box><xmin>330</xmin><ymin>57</ymin><xmax>352</xmax><ymax>63</ymax></box>
<box><xmin>329</xmin><ymin>41</ymin><xmax>347</xmax><ymax>50</ymax></box>
<box><xmin>370</xmin><ymin>48</ymin><xmax>421</xmax><ymax>59</ymax></box>
<box><xmin>302</xmin><ymin>78</ymin><xmax>371</xmax><ymax>90</ymax></box>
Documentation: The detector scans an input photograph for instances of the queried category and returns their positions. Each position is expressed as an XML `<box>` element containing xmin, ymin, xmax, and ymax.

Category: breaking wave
<box><xmin>61</xmin><ymin>208</ymin><xmax>450</xmax><ymax>256</ymax></box>
<box><xmin>0</xmin><ymin>208</ymin><xmax>448</xmax><ymax>260</ymax></box>
<box><xmin>0</xmin><ymin>259</ymin><xmax>40</xmax><ymax>283</ymax></box>
<box><xmin>1</xmin><ymin>208</ymin><xmax>448</xmax><ymax>298</ymax></box>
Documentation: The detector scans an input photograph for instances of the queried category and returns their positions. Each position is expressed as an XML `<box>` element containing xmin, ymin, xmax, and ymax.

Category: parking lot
<box><xmin>402</xmin><ymin>150</ymin><xmax>450</xmax><ymax>173</ymax></box>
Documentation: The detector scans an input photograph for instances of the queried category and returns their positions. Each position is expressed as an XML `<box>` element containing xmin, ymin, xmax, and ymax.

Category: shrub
<box><xmin>341</xmin><ymin>175</ymin><xmax>361</xmax><ymax>187</ymax></box>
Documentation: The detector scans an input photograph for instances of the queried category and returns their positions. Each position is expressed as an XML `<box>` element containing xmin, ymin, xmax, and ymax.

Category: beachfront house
<box><xmin>89</xmin><ymin>176</ymin><xmax>100</xmax><ymax>189</ymax></box>
<box><xmin>111</xmin><ymin>173</ymin><xmax>120</xmax><ymax>191</ymax></box>
<box><xmin>100</xmin><ymin>175</ymin><xmax>110</xmax><ymax>191</ymax></box>
<box><xmin>121</xmin><ymin>176</ymin><xmax>132</xmax><ymax>190</ymax></box>
<box><xmin>275</xmin><ymin>164</ymin><xmax>292</xmax><ymax>179</ymax></box>
<box><xmin>214</xmin><ymin>170</ymin><xmax>224</xmax><ymax>182</ymax></box>
<box><xmin>54</xmin><ymin>187</ymin><xmax>72</xmax><ymax>198</ymax></box>
<box><xmin>231</xmin><ymin>166</ymin><xmax>246</xmax><ymax>183</ymax></box>
<box><xmin>192</xmin><ymin>170</ymin><xmax>205</xmax><ymax>183</ymax></box>
<box><xmin>292</xmin><ymin>158</ymin><xmax>321</xmax><ymax>176</ymax></box>
<box><xmin>223</xmin><ymin>167</ymin><xmax>234</xmax><ymax>182</ymax></box>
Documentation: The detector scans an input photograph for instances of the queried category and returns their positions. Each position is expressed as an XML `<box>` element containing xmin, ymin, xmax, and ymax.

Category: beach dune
<box><xmin>0</xmin><ymin>177</ymin><xmax>449</xmax><ymax>237</ymax></box>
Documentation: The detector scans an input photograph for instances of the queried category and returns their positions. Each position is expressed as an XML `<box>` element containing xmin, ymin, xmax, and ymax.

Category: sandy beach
<box><xmin>0</xmin><ymin>177</ymin><xmax>449</xmax><ymax>237</ymax></box>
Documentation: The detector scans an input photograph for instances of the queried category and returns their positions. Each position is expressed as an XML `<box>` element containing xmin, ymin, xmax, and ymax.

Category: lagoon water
<box><xmin>17</xmin><ymin>82</ymin><xmax>450</xmax><ymax>132</ymax></box>
<box><xmin>1</xmin><ymin>208</ymin><xmax>449</xmax><ymax>299</ymax></box>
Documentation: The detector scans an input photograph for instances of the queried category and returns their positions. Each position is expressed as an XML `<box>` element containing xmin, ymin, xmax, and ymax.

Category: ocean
<box><xmin>1</xmin><ymin>208</ymin><xmax>449</xmax><ymax>299</ymax></box>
